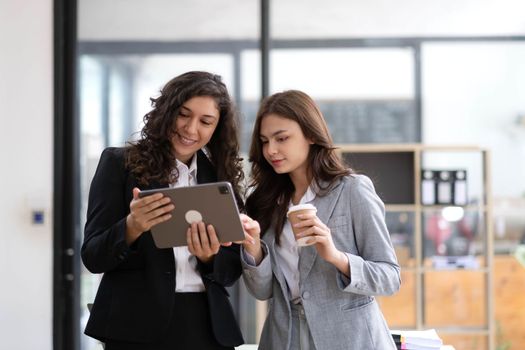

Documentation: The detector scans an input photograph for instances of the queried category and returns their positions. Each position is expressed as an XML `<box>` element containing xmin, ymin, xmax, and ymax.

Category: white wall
<box><xmin>78</xmin><ymin>0</ymin><xmax>525</xmax><ymax>41</ymax></box>
<box><xmin>0</xmin><ymin>0</ymin><xmax>53</xmax><ymax>349</ymax></box>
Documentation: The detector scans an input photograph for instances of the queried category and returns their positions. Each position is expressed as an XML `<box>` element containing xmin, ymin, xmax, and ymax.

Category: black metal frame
<box><xmin>53</xmin><ymin>0</ymin><xmax>80</xmax><ymax>349</ymax></box>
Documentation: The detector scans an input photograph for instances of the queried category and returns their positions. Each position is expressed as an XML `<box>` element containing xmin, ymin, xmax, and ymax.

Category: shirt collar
<box><xmin>302</xmin><ymin>184</ymin><xmax>316</xmax><ymax>203</ymax></box>
<box><xmin>297</xmin><ymin>183</ymin><xmax>316</xmax><ymax>205</ymax></box>
<box><xmin>175</xmin><ymin>154</ymin><xmax>198</xmax><ymax>177</ymax></box>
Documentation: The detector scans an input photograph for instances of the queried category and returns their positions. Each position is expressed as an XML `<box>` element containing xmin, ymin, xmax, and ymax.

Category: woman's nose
<box><xmin>184</xmin><ymin>117</ymin><xmax>198</xmax><ymax>134</ymax></box>
<box><xmin>266</xmin><ymin>141</ymin><xmax>277</xmax><ymax>154</ymax></box>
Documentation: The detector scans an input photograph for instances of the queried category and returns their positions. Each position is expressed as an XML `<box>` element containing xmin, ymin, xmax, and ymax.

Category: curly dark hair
<box><xmin>125</xmin><ymin>71</ymin><xmax>244</xmax><ymax>204</ymax></box>
<box><xmin>246</xmin><ymin>90</ymin><xmax>351</xmax><ymax>245</ymax></box>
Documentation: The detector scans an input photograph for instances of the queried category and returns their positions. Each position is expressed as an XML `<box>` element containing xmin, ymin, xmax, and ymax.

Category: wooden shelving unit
<box><xmin>337</xmin><ymin>144</ymin><xmax>494</xmax><ymax>350</ymax></box>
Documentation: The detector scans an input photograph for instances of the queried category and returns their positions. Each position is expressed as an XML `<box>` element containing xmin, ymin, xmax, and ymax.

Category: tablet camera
<box><xmin>218</xmin><ymin>185</ymin><xmax>230</xmax><ymax>195</ymax></box>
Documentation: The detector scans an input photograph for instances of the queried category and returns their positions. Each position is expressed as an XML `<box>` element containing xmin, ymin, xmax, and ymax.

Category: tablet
<box><xmin>139</xmin><ymin>182</ymin><xmax>244</xmax><ymax>248</ymax></box>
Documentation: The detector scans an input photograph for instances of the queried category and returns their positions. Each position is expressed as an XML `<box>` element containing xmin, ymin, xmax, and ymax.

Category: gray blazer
<box><xmin>242</xmin><ymin>175</ymin><xmax>400</xmax><ymax>350</ymax></box>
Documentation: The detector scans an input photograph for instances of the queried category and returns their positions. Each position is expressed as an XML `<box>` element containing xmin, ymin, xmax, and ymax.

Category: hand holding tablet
<box><xmin>138</xmin><ymin>182</ymin><xmax>245</xmax><ymax>248</ymax></box>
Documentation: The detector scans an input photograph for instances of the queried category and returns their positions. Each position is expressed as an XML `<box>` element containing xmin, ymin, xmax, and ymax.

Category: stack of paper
<box><xmin>391</xmin><ymin>329</ymin><xmax>443</xmax><ymax>350</ymax></box>
<box><xmin>432</xmin><ymin>255</ymin><xmax>479</xmax><ymax>269</ymax></box>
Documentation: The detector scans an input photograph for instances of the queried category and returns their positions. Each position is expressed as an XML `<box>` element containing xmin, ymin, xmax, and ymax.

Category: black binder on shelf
<box><xmin>436</xmin><ymin>170</ymin><xmax>453</xmax><ymax>205</ymax></box>
<box><xmin>421</xmin><ymin>170</ymin><xmax>437</xmax><ymax>205</ymax></box>
<box><xmin>453</xmin><ymin>170</ymin><xmax>468</xmax><ymax>205</ymax></box>
<box><xmin>421</xmin><ymin>169</ymin><xmax>468</xmax><ymax>206</ymax></box>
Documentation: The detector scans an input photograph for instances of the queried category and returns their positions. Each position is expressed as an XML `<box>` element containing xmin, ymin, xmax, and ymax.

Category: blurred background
<box><xmin>1</xmin><ymin>0</ymin><xmax>525</xmax><ymax>349</ymax></box>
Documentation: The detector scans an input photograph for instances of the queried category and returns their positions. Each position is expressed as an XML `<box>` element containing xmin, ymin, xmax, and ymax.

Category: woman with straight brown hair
<box><xmin>240</xmin><ymin>90</ymin><xmax>400</xmax><ymax>350</ymax></box>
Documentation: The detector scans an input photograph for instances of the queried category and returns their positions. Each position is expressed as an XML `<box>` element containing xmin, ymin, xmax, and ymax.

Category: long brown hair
<box><xmin>125</xmin><ymin>71</ymin><xmax>244</xmax><ymax>204</ymax></box>
<box><xmin>246</xmin><ymin>90</ymin><xmax>351</xmax><ymax>244</ymax></box>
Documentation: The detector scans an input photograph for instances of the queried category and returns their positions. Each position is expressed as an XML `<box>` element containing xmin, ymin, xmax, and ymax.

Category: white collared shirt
<box><xmin>275</xmin><ymin>185</ymin><xmax>317</xmax><ymax>302</ymax></box>
<box><xmin>171</xmin><ymin>155</ymin><xmax>206</xmax><ymax>292</ymax></box>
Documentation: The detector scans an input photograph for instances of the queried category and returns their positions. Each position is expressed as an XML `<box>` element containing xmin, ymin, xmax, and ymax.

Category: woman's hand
<box><xmin>126</xmin><ymin>187</ymin><xmax>174</xmax><ymax>245</ymax></box>
<box><xmin>238</xmin><ymin>214</ymin><xmax>263</xmax><ymax>265</ymax></box>
<box><xmin>186</xmin><ymin>221</ymin><xmax>222</xmax><ymax>264</ymax></box>
<box><xmin>293</xmin><ymin>213</ymin><xmax>350</xmax><ymax>276</ymax></box>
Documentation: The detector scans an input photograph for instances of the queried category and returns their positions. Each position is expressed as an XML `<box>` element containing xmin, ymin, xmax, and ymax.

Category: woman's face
<box><xmin>259</xmin><ymin>113</ymin><xmax>312</xmax><ymax>177</ymax></box>
<box><xmin>171</xmin><ymin>96</ymin><xmax>220</xmax><ymax>164</ymax></box>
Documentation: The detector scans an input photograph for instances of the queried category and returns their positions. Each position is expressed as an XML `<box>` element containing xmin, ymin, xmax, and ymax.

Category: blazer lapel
<box><xmin>196</xmin><ymin>149</ymin><xmax>217</xmax><ymax>184</ymax></box>
<box><xmin>299</xmin><ymin>179</ymin><xmax>345</xmax><ymax>281</ymax></box>
<box><xmin>263</xmin><ymin>229</ymin><xmax>289</xmax><ymax>297</ymax></box>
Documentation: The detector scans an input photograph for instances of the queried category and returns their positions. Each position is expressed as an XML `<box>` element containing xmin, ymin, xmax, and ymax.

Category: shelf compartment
<box><xmin>423</xmin><ymin>270</ymin><xmax>487</xmax><ymax>328</ymax></box>
<box><xmin>421</xmin><ymin>209</ymin><xmax>487</xmax><ymax>262</ymax></box>
<box><xmin>440</xmin><ymin>333</ymin><xmax>488</xmax><ymax>350</ymax></box>
<box><xmin>341</xmin><ymin>151</ymin><xmax>415</xmax><ymax>204</ymax></box>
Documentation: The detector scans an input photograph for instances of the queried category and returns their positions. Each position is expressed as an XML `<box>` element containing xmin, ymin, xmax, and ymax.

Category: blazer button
<box><xmin>302</xmin><ymin>291</ymin><xmax>310</xmax><ymax>299</ymax></box>
<box><xmin>165</xmin><ymin>271</ymin><xmax>173</xmax><ymax>275</ymax></box>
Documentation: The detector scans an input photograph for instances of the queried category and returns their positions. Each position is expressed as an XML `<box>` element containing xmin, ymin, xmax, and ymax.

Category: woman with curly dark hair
<box><xmin>81</xmin><ymin>71</ymin><xmax>245</xmax><ymax>350</ymax></box>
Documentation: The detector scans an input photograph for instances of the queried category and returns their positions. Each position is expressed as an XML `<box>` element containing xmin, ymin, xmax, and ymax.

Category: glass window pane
<box><xmin>422</xmin><ymin>42</ymin><xmax>525</xmax><ymax>200</ymax></box>
<box><xmin>270</xmin><ymin>48</ymin><xmax>414</xmax><ymax>99</ymax></box>
<box><xmin>271</xmin><ymin>48</ymin><xmax>417</xmax><ymax>144</ymax></box>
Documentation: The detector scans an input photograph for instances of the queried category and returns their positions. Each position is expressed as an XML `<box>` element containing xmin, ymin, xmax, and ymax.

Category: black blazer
<box><xmin>81</xmin><ymin>147</ymin><xmax>244</xmax><ymax>346</ymax></box>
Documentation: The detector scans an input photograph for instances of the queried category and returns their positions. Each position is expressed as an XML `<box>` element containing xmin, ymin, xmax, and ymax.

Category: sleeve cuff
<box><xmin>113</xmin><ymin>217</ymin><xmax>134</xmax><ymax>261</ymax></box>
<box><xmin>242</xmin><ymin>249</ymin><xmax>257</xmax><ymax>266</ymax></box>
<box><xmin>241</xmin><ymin>241</ymin><xmax>269</xmax><ymax>268</ymax></box>
<box><xmin>337</xmin><ymin>253</ymin><xmax>366</xmax><ymax>292</ymax></box>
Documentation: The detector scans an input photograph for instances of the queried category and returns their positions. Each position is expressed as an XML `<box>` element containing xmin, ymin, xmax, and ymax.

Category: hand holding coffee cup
<box><xmin>287</xmin><ymin>204</ymin><xmax>318</xmax><ymax>246</ymax></box>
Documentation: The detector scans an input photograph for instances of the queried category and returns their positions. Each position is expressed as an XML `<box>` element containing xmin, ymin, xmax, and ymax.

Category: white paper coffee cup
<box><xmin>287</xmin><ymin>203</ymin><xmax>317</xmax><ymax>246</ymax></box>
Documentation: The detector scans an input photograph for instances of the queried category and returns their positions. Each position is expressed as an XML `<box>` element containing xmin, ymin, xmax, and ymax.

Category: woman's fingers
<box><xmin>234</xmin><ymin>231</ymin><xmax>256</xmax><ymax>245</ymax></box>
<box><xmin>292</xmin><ymin>215</ymin><xmax>324</xmax><ymax>229</ymax></box>
<box><xmin>295</xmin><ymin>223</ymin><xmax>330</xmax><ymax>238</ymax></box>
<box><xmin>129</xmin><ymin>193</ymin><xmax>174</xmax><ymax>232</ymax></box>
<box><xmin>304</xmin><ymin>235</ymin><xmax>328</xmax><ymax>245</ymax></box>
<box><xmin>237</xmin><ymin>214</ymin><xmax>260</xmax><ymax>245</ymax></box>
<box><xmin>240</xmin><ymin>214</ymin><xmax>260</xmax><ymax>236</ymax></box>
<box><xmin>187</xmin><ymin>222</ymin><xmax>221</xmax><ymax>262</ymax></box>
<box><xmin>189</xmin><ymin>222</ymin><xmax>202</xmax><ymax>252</ymax></box>
<box><xmin>197</xmin><ymin>222</ymin><xmax>210</xmax><ymax>249</ymax></box>
<box><xmin>293</xmin><ymin>213</ymin><xmax>328</xmax><ymax>230</ymax></box>
<box><xmin>135</xmin><ymin>196</ymin><xmax>172</xmax><ymax>217</ymax></box>
<box><xmin>200</xmin><ymin>222</ymin><xmax>220</xmax><ymax>253</ymax></box>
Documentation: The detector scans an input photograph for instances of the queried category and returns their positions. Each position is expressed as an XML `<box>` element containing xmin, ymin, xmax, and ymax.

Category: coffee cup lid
<box><xmin>286</xmin><ymin>203</ymin><xmax>317</xmax><ymax>216</ymax></box>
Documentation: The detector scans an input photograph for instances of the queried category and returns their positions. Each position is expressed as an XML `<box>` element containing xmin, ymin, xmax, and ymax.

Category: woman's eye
<box><xmin>277</xmin><ymin>136</ymin><xmax>288</xmax><ymax>143</ymax></box>
<box><xmin>178</xmin><ymin>113</ymin><xmax>189</xmax><ymax>118</ymax></box>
